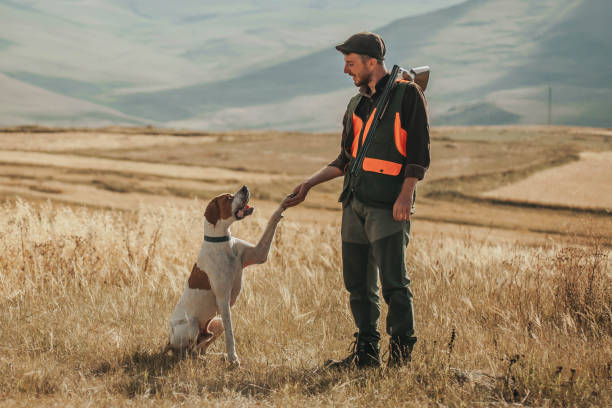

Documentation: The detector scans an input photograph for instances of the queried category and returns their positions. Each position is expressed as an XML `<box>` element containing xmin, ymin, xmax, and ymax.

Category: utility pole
<box><xmin>547</xmin><ymin>86</ymin><xmax>552</xmax><ymax>125</ymax></box>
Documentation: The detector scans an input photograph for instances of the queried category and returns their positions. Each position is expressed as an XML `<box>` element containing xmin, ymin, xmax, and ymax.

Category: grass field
<box><xmin>0</xmin><ymin>125</ymin><xmax>610</xmax><ymax>406</ymax></box>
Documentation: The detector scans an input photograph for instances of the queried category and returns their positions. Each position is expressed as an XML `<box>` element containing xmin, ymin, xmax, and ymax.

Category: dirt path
<box><xmin>482</xmin><ymin>151</ymin><xmax>612</xmax><ymax>210</ymax></box>
<box><xmin>0</xmin><ymin>150</ymin><xmax>290</xmax><ymax>183</ymax></box>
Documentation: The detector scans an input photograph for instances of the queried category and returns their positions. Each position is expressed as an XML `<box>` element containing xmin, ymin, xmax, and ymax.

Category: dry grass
<box><xmin>1</xmin><ymin>125</ymin><xmax>611</xmax><ymax>405</ymax></box>
<box><xmin>1</xmin><ymin>200</ymin><xmax>610</xmax><ymax>407</ymax></box>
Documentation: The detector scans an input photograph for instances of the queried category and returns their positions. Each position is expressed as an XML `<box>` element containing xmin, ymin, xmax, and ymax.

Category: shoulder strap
<box><xmin>344</xmin><ymin>94</ymin><xmax>362</xmax><ymax>138</ymax></box>
<box><xmin>385</xmin><ymin>80</ymin><xmax>409</xmax><ymax>119</ymax></box>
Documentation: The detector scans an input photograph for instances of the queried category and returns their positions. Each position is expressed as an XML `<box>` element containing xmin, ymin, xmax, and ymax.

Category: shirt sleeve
<box><xmin>328</xmin><ymin>108</ymin><xmax>351</xmax><ymax>172</ymax></box>
<box><xmin>401</xmin><ymin>82</ymin><xmax>431</xmax><ymax>180</ymax></box>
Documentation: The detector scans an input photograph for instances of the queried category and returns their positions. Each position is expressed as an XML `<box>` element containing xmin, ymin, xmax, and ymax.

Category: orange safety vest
<box><xmin>339</xmin><ymin>80</ymin><xmax>412</xmax><ymax>207</ymax></box>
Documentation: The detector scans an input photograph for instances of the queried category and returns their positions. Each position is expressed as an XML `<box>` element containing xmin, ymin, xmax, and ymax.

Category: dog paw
<box><xmin>228</xmin><ymin>354</ymin><xmax>241</xmax><ymax>369</ymax></box>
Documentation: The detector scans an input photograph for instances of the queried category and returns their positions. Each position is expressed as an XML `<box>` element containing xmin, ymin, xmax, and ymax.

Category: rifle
<box><xmin>350</xmin><ymin>64</ymin><xmax>430</xmax><ymax>178</ymax></box>
<box><xmin>400</xmin><ymin>66</ymin><xmax>430</xmax><ymax>92</ymax></box>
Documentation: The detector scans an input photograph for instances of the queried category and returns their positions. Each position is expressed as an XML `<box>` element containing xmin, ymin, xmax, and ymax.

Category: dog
<box><xmin>167</xmin><ymin>185</ymin><xmax>287</xmax><ymax>366</ymax></box>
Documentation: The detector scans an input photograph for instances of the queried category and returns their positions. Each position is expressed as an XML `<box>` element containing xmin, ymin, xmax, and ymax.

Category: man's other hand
<box><xmin>393</xmin><ymin>193</ymin><xmax>413</xmax><ymax>221</ymax></box>
<box><xmin>393</xmin><ymin>177</ymin><xmax>418</xmax><ymax>221</ymax></box>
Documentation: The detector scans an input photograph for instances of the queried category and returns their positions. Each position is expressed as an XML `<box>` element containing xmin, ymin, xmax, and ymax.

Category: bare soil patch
<box><xmin>482</xmin><ymin>151</ymin><xmax>612</xmax><ymax>211</ymax></box>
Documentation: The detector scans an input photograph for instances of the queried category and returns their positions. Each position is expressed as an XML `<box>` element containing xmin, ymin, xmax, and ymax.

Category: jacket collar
<box><xmin>359</xmin><ymin>73</ymin><xmax>391</xmax><ymax>98</ymax></box>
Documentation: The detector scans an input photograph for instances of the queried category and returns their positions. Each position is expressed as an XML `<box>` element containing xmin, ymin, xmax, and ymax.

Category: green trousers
<box><xmin>341</xmin><ymin>197</ymin><xmax>416</xmax><ymax>345</ymax></box>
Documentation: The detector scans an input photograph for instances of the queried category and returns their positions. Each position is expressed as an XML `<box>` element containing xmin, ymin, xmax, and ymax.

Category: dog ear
<box><xmin>219</xmin><ymin>195</ymin><xmax>234</xmax><ymax>220</ymax></box>
<box><xmin>204</xmin><ymin>198</ymin><xmax>220</xmax><ymax>225</ymax></box>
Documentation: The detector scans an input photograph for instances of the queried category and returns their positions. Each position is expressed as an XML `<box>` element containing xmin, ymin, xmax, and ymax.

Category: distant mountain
<box><xmin>108</xmin><ymin>0</ymin><xmax>480</xmax><ymax>122</ymax></box>
<box><xmin>1</xmin><ymin>0</ymin><xmax>610</xmax><ymax>130</ymax></box>
<box><xmin>0</xmin><ymin>73</ymin><xmax>144</xmax><ymax>127</ymax></box>
<box><xmin>108</xmin><ymin>0</ymin><xmax>612</xmax><ymax>130</ymax></box>
<box><xmin>0</xmin><ymin>0</ymin><xmax>462</xmax><ymax>128</ymax></box>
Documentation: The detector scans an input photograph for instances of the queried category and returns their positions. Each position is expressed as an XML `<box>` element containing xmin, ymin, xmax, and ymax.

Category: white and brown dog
<box><xmin>168</xmin><ymin>185</ymin><xmax>286</xmax><ymax>366</ymax></box>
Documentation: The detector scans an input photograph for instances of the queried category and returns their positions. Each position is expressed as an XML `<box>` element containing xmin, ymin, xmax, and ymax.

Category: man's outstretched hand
<box><xmin>282</xmin><ymin>166</ymin><xmax>343</xmax><ymax>209</ymax></box>
<box><xmin>283</xmin><ymin>183</ymin><xmax>310</xmax><ymax>208</ymax></box>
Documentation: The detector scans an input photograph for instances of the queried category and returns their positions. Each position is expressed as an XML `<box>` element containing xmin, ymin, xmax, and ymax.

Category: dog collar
<box><xmin>204</xmin><ymin>235</ymin><xmax>231</xmax><ymax>243</ymax></box>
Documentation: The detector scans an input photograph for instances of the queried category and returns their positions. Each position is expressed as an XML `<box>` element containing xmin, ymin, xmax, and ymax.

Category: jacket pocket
<box><xmin>362</xmin><ymin>157</ymin><xmax>402</xmax><ymax>176</ymax></box>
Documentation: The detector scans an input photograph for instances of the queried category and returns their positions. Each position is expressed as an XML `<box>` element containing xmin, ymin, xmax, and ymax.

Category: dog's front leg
<box><xmin>241</xmin><ymin>207</ymin><xmax>285</xmax><ymax>266</ymax></box>
<box><xmin>215</xmin><ymin>295</ymin><xmax>239</xmax><ymax>367</ymax></box>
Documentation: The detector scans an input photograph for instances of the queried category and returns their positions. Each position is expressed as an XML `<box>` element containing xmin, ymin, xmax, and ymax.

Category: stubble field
<box><xmin>0</xmin><ymin>125</ymin><xmax>610</xmax><ymax>407</ymax></box>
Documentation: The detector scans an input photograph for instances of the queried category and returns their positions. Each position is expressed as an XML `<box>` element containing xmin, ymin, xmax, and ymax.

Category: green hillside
<box><xmin>108</xmin><ymin>0</ymin><xmax>612</xmax><ymax>130</ymax></box>
<box><xmin>1</xmin><ymin>0</ymin><xmax>610</xmax><ymax>130</ymax></box>
<box><xmin>0</xmin><ymin>0</ymin><xmax>461</xmax><ymax>127</ymax></box>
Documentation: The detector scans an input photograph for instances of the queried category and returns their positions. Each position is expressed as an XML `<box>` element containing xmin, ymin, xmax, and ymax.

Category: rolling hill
<box><xmin>1</xmin><ymin>0</ymin><xmax>610</xmax><ymax>130</ymax></box>
<box><xmin>105</xmin><ymin>0</ymin><xmax>612</xmax><ymax>130</ymax></box>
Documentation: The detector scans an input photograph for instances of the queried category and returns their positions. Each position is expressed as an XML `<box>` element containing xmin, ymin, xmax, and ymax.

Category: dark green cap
<box><xmin>335</xmin><ymin>32</ymin><xmax>386</xmax><ymax>60</ymax></box>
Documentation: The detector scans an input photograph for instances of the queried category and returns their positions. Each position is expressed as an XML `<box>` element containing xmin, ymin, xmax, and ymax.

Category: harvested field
<box><xmin>482</xmin><ymin>151</ymin><xmax>612</xmax><ymax>211</ymax></box>
<box><xmin>0</xmin><ymin>125</ymin><xmax>611</xmax><ymax>406</ymax></box>
<box><xmin>0</xmin><ymin>126</ymin><xmax>611</xmax><ymax>243</ymax></box>
<box><xmin>0</xmin><ymin>130</ymin><xmax>216</xmax><ymax>151</ymax></box>
<box><xmin>0</xmin><ymin>150</ymin><xmax>289</xmax><ymax>182</ymax></box>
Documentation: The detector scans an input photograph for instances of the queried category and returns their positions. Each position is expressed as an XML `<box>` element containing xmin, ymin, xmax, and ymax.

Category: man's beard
<box><xmin>354</xmin><ymin>71</ymin><xmax>373</xmax><ymax>87</ymax></box>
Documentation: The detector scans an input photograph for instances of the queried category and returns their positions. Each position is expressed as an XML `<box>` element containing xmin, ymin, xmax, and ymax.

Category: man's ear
<box><xmin>367</xmin><ymin>56</ymin><xmax>377</xmax><ymax>70</ymax></box>
<box><xmin>204</xmin><ymin>198</ymin><xmax>220</xmax><ymax>225</ymax></box>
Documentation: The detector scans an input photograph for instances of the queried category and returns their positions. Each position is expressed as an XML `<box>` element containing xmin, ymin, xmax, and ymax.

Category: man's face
<box><xmin>343</xmin><ymin>53</ymin><xmax>374</xmax><ymax>87</ymax></box>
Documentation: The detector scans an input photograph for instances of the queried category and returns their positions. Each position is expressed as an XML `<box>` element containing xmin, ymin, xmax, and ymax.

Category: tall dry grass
<box><xmin>0</xmin><ymin>199</ymin><xmax>610</xmax><ymax>407</ymax></box>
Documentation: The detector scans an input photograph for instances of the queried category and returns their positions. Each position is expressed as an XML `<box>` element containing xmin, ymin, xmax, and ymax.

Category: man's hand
<box><xmin>393</xmin><ymin>192</ymin><xmax>413</xmax><ymax>221</ymax></box>
<box><xmin>282</xmin><ymin>166</ymin><xmax>343</xmax><ymax>209</ymax></box>
<box><xmin>393</xmin><ymin>177</ymin><xmax>418</xmax><ymax>221</ymax></box>
<box><xmin>278</xmin><ymin>192</ymin><xmax>297</xmax><ymax>211</ymax></box>
<box><xmin>283</xmin><ymin>182</ymin><xmax>310</xmax><ymax>208</ymax></box>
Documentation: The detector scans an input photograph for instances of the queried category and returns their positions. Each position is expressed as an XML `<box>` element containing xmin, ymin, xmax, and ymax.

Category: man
<box><xmin>284</xmin><ymin>32</ymin><xmax>430</xmax><ymax>368</ymax></box>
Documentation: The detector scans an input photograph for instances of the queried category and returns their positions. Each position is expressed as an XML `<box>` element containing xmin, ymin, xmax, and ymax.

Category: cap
<box><xmin>335</xmin><ymin>32</ymin><xmax>386</xmax><ymax>60</ymax></box>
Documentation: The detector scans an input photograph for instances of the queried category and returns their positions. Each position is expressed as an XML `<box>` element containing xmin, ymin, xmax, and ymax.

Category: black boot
<box><xmin>325</xmin><ymin>333</ymin><xmax>381</xmax><ymax>370</ymax></box>
<box><xmin>388</xmin><ymin>336</ymin><xmax>416</xmax><ymax>367</ymax></box>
